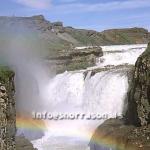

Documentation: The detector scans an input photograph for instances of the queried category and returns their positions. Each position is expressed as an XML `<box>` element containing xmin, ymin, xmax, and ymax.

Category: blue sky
<box><xmin>0</xmin><ymin>0</ymin><xmax>150</xmax><ymax>31</ymax></box>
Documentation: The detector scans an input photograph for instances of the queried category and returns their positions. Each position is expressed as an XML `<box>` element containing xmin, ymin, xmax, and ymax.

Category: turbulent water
<box><xmin>32</xmin><ymin>44</ymin><xmax>147</xmax><ymax>150</ymax></box>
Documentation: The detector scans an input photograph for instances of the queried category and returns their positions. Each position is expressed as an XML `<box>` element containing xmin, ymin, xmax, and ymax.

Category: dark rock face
<box><xmin>0</xmin><ymin>66</ymin><xmax>15</xmax><ymax>150</ymax></box>
<box><xmin>48</xmin><ymin>47</ymin><xmax>103</xmax><ymax>73</ymax></box>
<box><xmin>125</xmin><ymin>43</ymin><xmax>150</xmax><ymax>126</ymax></box>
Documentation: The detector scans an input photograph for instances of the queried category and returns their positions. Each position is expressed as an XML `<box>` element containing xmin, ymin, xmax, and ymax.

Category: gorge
<box><xmin>0</xmin><ymin>15</ymin><xmax>150</xmax><ymax>150</ymax></box>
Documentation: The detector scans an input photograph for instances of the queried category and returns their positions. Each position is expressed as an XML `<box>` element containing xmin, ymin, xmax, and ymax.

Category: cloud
<box><xmin>14</xmin><ymin>0</ymin><xmax>51</xmax><ymax>9</ymax></box>
<box><xmin>50</xmin><ymin>0</ymin><xmax>150</xmax><ymax>14</ymax></box>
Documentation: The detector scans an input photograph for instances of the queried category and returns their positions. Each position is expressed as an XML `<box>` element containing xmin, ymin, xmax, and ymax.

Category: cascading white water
<box><xmin>97</xmin><ymin>44</ymin><xmax>147</xmax><ymax>67</ymax></box>
<box><xmin>32</xmin><ymin>44</ymin><xmax>147</xmax><ymax>150</ymax></box>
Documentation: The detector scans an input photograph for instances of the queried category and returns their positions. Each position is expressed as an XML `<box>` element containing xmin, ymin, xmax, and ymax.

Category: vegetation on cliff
<box><xmin>0</xmin><ymin>66</ymin><xmax>14</xmax><ymax>83</ymax></box>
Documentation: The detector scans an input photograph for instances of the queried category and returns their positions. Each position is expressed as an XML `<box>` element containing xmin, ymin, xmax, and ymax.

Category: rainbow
<box><xmin>16</xmin><ymin>116</ymin><xmax>46</xmax><ymax>131</ymax></box>
<box><xmin>16</xmin><ymin>117</ymin><xmax>134</xmax><ymax>150</ymax></box>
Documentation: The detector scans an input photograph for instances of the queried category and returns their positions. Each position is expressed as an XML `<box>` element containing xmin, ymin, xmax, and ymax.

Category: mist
<box><xmin>0</xmin><ymin>26</ymin><xmax>53</xmax><ymax>117</ymax></box>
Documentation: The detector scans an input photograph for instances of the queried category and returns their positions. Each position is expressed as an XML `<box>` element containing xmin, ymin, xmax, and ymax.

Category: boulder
<box><xmin>90</xmin><ymin>119</ymin><xmax>150</xmax><ymax>150</ymax></box>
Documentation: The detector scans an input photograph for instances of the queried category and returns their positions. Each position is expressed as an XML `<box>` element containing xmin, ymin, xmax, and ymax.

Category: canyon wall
<box><xmin>125</xmin><ymin>43</ymin><xmax>150</xmax><ymax>126</ymax></box>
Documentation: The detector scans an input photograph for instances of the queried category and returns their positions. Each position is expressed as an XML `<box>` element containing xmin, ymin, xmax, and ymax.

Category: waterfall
<box><xmin>32</xmin><ymin>44</ymin><xmax>147</xmax><ymax>150</ymax></box>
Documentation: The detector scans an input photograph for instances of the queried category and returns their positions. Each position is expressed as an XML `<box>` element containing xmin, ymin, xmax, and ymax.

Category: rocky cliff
<box><xmin>0</xmin><ymin>66</ymin><xmax>15</xmax><ymax>150</ymax></box>
<box><xmin>90</xmin><ymin>43</ymin><xmax>150</xmax><ymax>150</ymax></box>
<box><xmin>48</xmin><ymin>47</ymin><xmax>103</xmax><ymax>73</ymax></box>
<box><xmin>125</xmin><ymin>43</ymin><xmax>150</xmax><ymax>126</ymax></box>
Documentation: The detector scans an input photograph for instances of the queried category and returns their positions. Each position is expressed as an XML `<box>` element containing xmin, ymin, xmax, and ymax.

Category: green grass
<box><xmin>0</xmin><ymin>66</ymin><xmax>14</xmax><ymax>83</ymax></box>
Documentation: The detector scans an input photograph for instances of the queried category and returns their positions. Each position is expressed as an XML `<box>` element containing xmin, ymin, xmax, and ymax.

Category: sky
<box><xmin>0</xmin><ymin>0</ymin><xmax>150</xmax><ymax>31</ymax></box>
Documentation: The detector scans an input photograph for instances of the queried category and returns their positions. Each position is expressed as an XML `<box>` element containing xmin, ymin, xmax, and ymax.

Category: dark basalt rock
<box><xmin>125</xmin><ymin>42</ymin><xmax>150</xmax><ymax>126</ymax></box>
<box><xmin>48</xmin><ymin>47</ymin><xmax>103</xmax><ymax>73</ymax></box>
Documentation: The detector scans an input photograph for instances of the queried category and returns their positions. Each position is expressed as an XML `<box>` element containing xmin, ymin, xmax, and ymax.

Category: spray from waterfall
<box><xmin>0</xmin><ymin>27</ymin><xmax>53</xmax><ymax>117</ymax></box>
